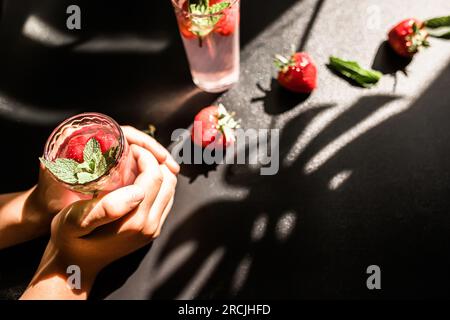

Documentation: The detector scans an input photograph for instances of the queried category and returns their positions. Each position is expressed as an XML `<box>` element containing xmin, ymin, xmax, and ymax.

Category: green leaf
<box><xmin>425</xmin><ymin>15</ymin><xmax>450</xmax><ymax>28</ymax></box>
<box><xmin>427</xmin><ymin>27</ymin><xmax>450</xmax><ymax>39</ymax></box>
<box><xmin>328</xmin><ymin>56</ymin><xmax>382</xmax><ymax>88</ymax></box>
<box><xmin>104</xmin><ymin>146</ymin><xmax>119</xmax><ymax>167</ymax></box>
<box><xmin>209</xmin><ymin>2</ymin><xmax>230</xmax><ymax>14</ymax></box>
<box><xmin>188</xmin><ymin>1</ymin><xmax>230</xmax><ymax>39</ymax></box>
<box><xmin>94</xmin><ymin>156</ymin><xmax>107</xmax><ymax>177</ymax></box>
<box><xmin>76</xmin><ymin>172</ymin><xmax>98</xmax><ymax>184</ymax></box>
<box><xmin>39</xmin><ymin>157</ymin><xmax>79</xmax><ymax>184</ymax></box>
<box><xmin>76</xmin><ymin>160</ymin><xmax>94</xmax><ymax>172</ymax></box>
<box><xmin>83</xmin><ymin>138</ymin><xmax>102</xmax><ymax>163</ymax></box>
<box><xmin>40</xmin><ymin>136</ymin><xmax>119</xmax><ymax>186</ymax></box>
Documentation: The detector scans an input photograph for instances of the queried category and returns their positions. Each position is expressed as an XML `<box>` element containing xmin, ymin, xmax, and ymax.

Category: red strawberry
<box><xmin>93</xmin><ymin>130</ymin><xmax>117</xmax><ymax>153</ymax></box>
<box><xmin>211</xmin><ymin>0</ymin><xmax>239</xmax><ymax>36</ymax></box>
<box><xmin>388</xmin><ymin>18</ymin><xmax>429</xmax><ymax>57</ymax></box>
<box><xmin>275</xmin><ymin>52</ymin><xmax>317</xmax><ymax>93</ymax></box>
<box><xmin>178</xmin><ymin>2</ymin><xmax>197</xmax><ymax>39</ymax></box>
<box><xmin>179</xmin><ymin>20</ymin><xmax>197</xmax><ymax>39</ymax></box>
<box><xmin>64</xmin><ymin>130</ymin><xmax>116</xmax><ymax>163</ymax></box>
<box><xmin>65</xmin><ymin>135</ymin><xmax>90</xmax><ymax>163</ymax></box>
<box><xmin>191</xmin><ymin>104</ymin><xmax>239</xmax><ymax>149</ymax></box>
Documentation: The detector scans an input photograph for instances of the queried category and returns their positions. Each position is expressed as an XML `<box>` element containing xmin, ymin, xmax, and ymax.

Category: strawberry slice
<box><xmin>211</xmin><ymin>0</ymin><xmax>239</xmax><ymax>36</ymax></box>
<box><xmin>93</xmin><ymin>130</ymin><xmax>117</xmax><ymax>153</ymax></box>
<box><xmin>64</xmin><ymin>130</ymin><xmax>117</xmax><ymax>163</ymax></box>
<box><xmin>178</xmin><ymin>1</ymin><xmax>197</xmax><ymax>39</ymax></box>
<box><xmin>65</xmin><ymin>135</ymin><xmax>90</xmax><ymax>163</ymax></box>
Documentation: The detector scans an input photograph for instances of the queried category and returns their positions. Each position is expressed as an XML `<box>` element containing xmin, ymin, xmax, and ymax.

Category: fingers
<box><xmin>154</xmin><ymin>196</ymin><xmax>175</xmax><ymax>238</ymax></box>
<box><xmin>58</xmin><ymin>185</ymin><xmax>145</xmax><ymax>237</ymax></box>
<box><xmin>115</xmin><ymin>145</ymin><xmax>164</xmax><ymax>233</ymax></box>
<box><xmin>132</xmin><ymin>144</ymin><xmax>163</xmax><ymax>209</ymax></box>
<box><xmin>80</xmin><ymin>185</ymin><xmax>145</xmax><ymax>232</ymax></box>
<box><xmin>56</xmin><ymin>144</ymin><xmax>177</xmax><ymax>242</ymax></box>
<box><xmin>143</xmin><ymin>165</ymin><xmax>177</xmax><ymax>237</ymax></box>
<box><xmin>122</xmin><ymin>126</ymin><xmax>180</xmax><ymax>174</ymax></box>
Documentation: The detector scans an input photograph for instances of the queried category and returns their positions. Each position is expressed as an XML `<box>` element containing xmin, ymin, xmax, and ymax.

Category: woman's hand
<box><xmin>21</xmin><ymin>145</ymin><xmax>177</xmax><ymax>299</ymax></box>
<box><xmin>121</xmin><ymin>126</ymin><xmax>180</xmax><ymax>175</ymax></box>
<box><xmin>0</xmin><ymin>125</ymin><xmax>180</xmax><ymax>250</ymax></box>
<box><xmin>30</xmin><ymin>125</ymin><xmax>180</xmax><ymax>219</ymax></box>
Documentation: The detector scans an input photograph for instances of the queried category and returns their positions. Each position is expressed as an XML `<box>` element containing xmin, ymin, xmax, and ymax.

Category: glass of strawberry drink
<box><xmin>172</xmin><ymin>0</ymin><xmax>240</xmax><ymax>93</ymax></box>
<box><xmin>41</xmin><ymin>113</ymin><xmax>137</xmax><ymax>196</ymax></box>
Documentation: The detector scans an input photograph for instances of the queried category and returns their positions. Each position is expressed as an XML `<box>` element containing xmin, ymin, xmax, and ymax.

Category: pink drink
<box><xmin>172</xmin><ymin>0</ymin><xmax>240</xmax><ymax>93</ymax></box>
<box><xmin>44</xmin><ymin>113</ymin><xmax>137</xmax><ymax>195</ymax></box>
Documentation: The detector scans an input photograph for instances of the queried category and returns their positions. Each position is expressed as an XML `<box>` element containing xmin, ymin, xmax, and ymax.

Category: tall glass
<box><xmin>171</xmin><ymin>0</ymin><xmax>240</xmax><ymax>93</ymax></box>
<box><xmin>43</xmin><ymin>113</ymin><xmax>137</xmax><ymax>195</ymax></box>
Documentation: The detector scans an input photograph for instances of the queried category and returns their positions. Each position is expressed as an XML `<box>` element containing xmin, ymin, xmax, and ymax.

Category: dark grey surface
<box><xmin>1</xmin><ymin>0</ymin><xmax>450</xmax><ymax>299</ymax></box>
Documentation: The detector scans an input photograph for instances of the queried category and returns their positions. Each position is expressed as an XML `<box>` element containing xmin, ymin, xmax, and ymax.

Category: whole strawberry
<box><xmin>65</xmin><ymin>135</ymin><xmax>90</xmax><ymax>163</ymax></box>
<box><xmin>274</xmin><ymin>52</ymin><xmax>317</xmax><ymax>93</ymax></box>
<box><xmin>191</xmin><ymin>104</ymin><xmax>239</xmax><ymax>149</ymax></box>
<box><xmin>388</xmin><ymin>18</ymin><xmax>429</xmax><ymax>57</ymax></box>
<box><xmin>63</xmin><ymin>130</ymin><xmax>117</xmax><ymax>163</ymax></box>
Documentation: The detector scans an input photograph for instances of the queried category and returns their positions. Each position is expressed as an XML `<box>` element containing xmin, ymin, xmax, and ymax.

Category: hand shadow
<box><xmin>251</xmin><ymin>80</ymin><xmax>312</xmax><ymax>115</ymax></box>
<box><xmin>150</xmin><ymin>95</ymin><xmax>402</xmax><ymax>299</ymax></box>
<box><xmin>372</xmin><ymin>41</ymin><xmax>413</xmax><ymax>92</ymax></box>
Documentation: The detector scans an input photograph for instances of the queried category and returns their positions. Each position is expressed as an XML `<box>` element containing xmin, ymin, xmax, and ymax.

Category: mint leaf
<box><xmin>39</xmin><ymin>157</ymin><xmax>79</xmax><ymax>184</ymax></box>
<box><xmin>425</xmin><ymin>15</ymin><xmax>450</xmax><ymax>39</ymax></box>
<box><xmin>104</xmin><ymin>146</ymin><xmax>119</xmax><ymax>167</ymax></box>
<box><xmin>209</xmin><ymin>2</ymin><xmax>230</xmax><ymax>14</ymax></box>
<box><xmin>427</xmin><ymin>28</ymin><xmax>450</xmax><ymax>39</ymax></box>
<box><xmin>94</xmin><ymin>156</ymin><xmax>108</xmax><ymax>177</ymax></box>
<box><xmin>425</xmin><ymin>16</ymin><xmax>450</xmax><ymax>28</ymax></box>
<box><xmin>188</xmin><ymin>0</ymin><xmax>230</xmax><ymax>41</ymax></box>
<box><xmin>40</xmin><ymin>138</ymin><xmax>119</xmax><ymax>186</ymax></box>
<box><xmin>77</xmin><ymin>159</ymin><xmax>94</xmax><ymax>172</ymax></box>
<box><xmin>328</xmin><ymin>56</ymin><xmax>382</xmax><ymax>88</ymax></box>
<box><xmin>76</xmin><ymin>172</ymin><xmax>97</xmax><ymax>184</ymax></box>
<box><xmin>83</xmin><ymin>138</ymin><xmax>101</xmax><ymax>163</ymax></box>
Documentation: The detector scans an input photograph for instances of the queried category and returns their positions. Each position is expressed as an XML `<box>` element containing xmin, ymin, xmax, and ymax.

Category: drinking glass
<box><xmin>43</xmin><ymin>113</ymin><xmax>137</xmax><ymax>195</ymax></box>
<box><xmin>171</xmin><ymin>0</ymin><xmax>240</xmax><ymax>93</ymax></box>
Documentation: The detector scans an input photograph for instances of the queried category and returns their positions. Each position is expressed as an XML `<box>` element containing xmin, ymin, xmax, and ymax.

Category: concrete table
<box><xmin>0</xmin><ymin>0</ymin><xmax>450</xmax><ymax>299</ymax></box>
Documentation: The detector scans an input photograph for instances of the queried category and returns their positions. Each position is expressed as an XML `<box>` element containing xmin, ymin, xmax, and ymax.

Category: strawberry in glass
<box><xmin>40</xmin><ymin>113</ymin><xmax>137</xmax><ymax>195</ymax></box>
<box><xmin>172</xmin><ymin>0</ymin><xmax>240</xmax><ymax>93</ymax></box>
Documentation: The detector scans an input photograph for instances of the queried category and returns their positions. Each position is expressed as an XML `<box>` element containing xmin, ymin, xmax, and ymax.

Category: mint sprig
<box><xmin>188</xmin><ymin>0</ymin><xmax>230</xmax><ymax>46</ymax></box>
<box><xmin>425</xmin><ymin>15</ymin><xmax>450</xmax><ymax>39</ymax></box>
<box><xmin>40</xmin><ymin>138</ymin><xmax>119</xmax><ymax>185</ymax></box>
<box><xmin>328</xmin><ymin>56</ymin><xmax>382</xmax><ymax>88</ymax></box>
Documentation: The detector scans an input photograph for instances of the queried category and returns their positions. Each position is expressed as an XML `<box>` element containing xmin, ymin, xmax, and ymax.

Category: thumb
<box><xmin>77</xmin><ymin>185</ymin><xmax>145</xmax><ymax>234</ymax></box>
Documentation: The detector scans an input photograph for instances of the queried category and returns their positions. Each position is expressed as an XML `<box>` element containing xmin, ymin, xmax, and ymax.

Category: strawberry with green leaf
<box><xmin>191</xmin><ymin>104</ymin><xmax>240</xmax><ymax>149</ymax></box>
<box><xmin>40</xmin><ymin>138</ymin><xmax>118</xmax><ymax>186</ymax></box>
<box><xmin>274</xmin><ymin>52</ymin><xmax>318</xmax><ymax>93</ymax></box>
<box><xmin>388</xmin><ymin>18</ymin><xmax>429</xmax><ymax>57</ymax></box>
